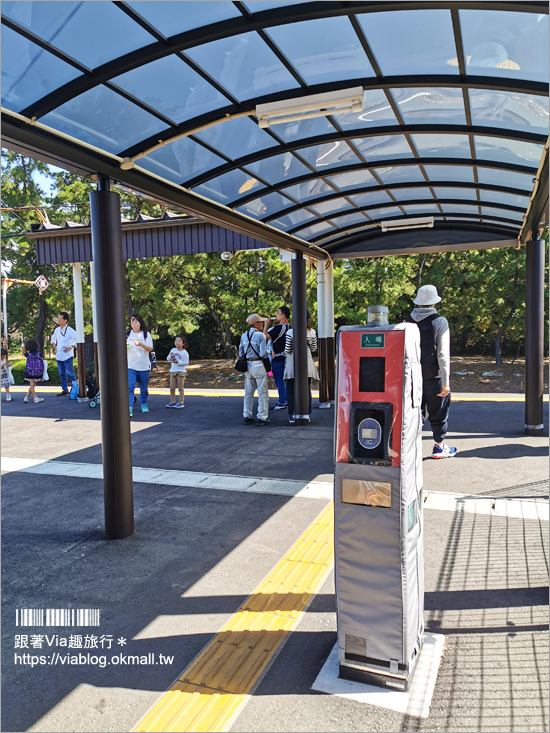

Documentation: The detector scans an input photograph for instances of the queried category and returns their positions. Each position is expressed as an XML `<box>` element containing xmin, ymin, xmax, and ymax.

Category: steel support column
<box><xmin>90</xmin><ymin>178</ymin><xmax>134</xmax><ymax>539</ymax></box>
<box><xmin>317</xmin><ymin>259</ymin><xmax>335</xmax><ymax>405</ymax></box>
<box><xmin>291</xmin><ymin>253</ymin><xmax>309</xmax><ymax>426</ymax></box>
<box><xmin>72</xmin><ymin>262</ymin><xmax>88</xmax><ymax>400</ymax></box>
<box><xmin>525</xmin><ymin>232</ymin><xmax>545</xmax><ymax>435</ymax></box>
<box><xmin>89</xmin><ymin>260</ymin><xmax>100</xmax><ymax>390</ymax></box>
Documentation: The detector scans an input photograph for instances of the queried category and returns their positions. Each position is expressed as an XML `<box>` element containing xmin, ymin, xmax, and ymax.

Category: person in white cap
<box><xmin>238</xmin><ymin>314</ymin><xmax>270</xmax><ymax>425</ymax></box>
<box><xmin>406</xmin><ymin>284</ymin><xmax>457</xmax><ymax>459</ymax></box>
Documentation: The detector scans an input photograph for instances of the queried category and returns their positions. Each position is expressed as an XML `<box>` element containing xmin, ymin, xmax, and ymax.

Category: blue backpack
<box><xmin>68</xmin><ymin>381</ymin><xmax>79</xmax><ymax>400</ymax></box>
<box><xmin>25</xmin><ymin>351</ymin><xmax>44</xmax><ymax>379</ymax></box>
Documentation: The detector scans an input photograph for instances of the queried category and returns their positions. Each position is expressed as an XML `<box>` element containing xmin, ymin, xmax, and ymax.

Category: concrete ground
<box><xmin>1</xmin><ymin>387</ymin><xmax>548</xmax><ymax>732</ymax></box>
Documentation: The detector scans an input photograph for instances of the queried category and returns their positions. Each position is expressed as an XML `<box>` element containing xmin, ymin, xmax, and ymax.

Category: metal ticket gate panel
<box><xmin>334</xmin><ymin>324</ymin><xmax>424</xmax><ymax>691</ymax></box>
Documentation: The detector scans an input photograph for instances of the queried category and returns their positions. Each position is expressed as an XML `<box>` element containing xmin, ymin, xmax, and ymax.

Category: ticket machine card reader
<box><xmin>349</xmin><ymin>403</ymin><xmax>393</xmax><ymax>464</ymax></box>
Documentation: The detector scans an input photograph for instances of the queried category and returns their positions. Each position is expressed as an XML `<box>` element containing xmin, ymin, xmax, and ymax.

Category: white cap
<box><xmin>413</xmin><ymin>284</ymin><xmax>441</xmax><ymax>306</ymax></box>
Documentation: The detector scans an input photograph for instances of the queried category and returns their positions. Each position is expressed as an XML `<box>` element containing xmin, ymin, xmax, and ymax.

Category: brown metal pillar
<box><xmin>292</xmin><ymin>253</ymin><xmax>310</xmax><ymax>426</ymax></box>
<box><xmin>90</xmin><ymin>178</ymin><xmax>134</xmax><ymax>539</ymax></box>
<box><xmin>525</xmin><ymin>232</ymin><xmax>545</xmax><ymax>435</ymax></box>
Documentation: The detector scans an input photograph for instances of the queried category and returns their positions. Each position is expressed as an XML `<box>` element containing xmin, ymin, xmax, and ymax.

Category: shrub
<box><xmin>9</xmin><ymin>358</ymin><xmax>61</xmax><ymax>385</ymax></box>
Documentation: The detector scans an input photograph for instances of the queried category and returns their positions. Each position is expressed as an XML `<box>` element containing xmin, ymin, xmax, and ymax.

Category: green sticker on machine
<box><xmin>361</xmin><ymin>333</ymin><xmax>385</xmax><ymax>348</ymax></box>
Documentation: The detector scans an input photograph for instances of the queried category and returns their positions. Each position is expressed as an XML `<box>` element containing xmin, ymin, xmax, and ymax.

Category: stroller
<box><xmin>86</xmin><ymin>372</ymin><xmax>100</xmax><ymax>408</ymax></box>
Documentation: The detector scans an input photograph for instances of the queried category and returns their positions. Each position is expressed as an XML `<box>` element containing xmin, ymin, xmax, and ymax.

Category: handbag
<box><xmin>7</xmin><ymin>365</ymin><xmax>14</xmax><ymax>386</ymax></box>
<box><xmin>235</xmin><ymin>332</ymin><xmax>252</xmax><ymax>372</ymax></box>
<box><xmin>42</xmin><ymin>360</ymin><xmax>49</xmax><ymax>381</ymax></box>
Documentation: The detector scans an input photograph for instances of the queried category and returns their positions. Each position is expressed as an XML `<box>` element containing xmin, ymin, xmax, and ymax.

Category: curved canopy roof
<box><xmin>2</xmin><ymin>1</ymin><xmax>548</xmax><ymax>259</ymax></box>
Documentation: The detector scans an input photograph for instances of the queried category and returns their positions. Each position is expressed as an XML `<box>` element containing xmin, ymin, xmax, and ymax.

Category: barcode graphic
<box><xmin>16</xmin><ymin>609</ymin><xmax>100</xmax><ymax>627</ymax></box>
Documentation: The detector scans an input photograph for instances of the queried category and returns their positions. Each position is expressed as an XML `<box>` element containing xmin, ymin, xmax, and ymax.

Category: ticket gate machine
<box><xmin>334</xmin><ymin>324</ymin><xmax>424</xmax><ymax>691</ymax></box>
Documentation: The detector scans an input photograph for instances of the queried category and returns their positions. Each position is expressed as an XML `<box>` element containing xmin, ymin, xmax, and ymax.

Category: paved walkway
<box><xmin>1</xmin><ymin>391</ymin><xmax>548</xmax><ymax>732</ymax></box>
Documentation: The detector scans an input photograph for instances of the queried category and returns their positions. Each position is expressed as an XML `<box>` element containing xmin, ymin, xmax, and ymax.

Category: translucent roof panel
<box><xmin>112</xmin><ymin>55</ymin><xmax>231</xmax><ymax>126</ymax></box>
<box><xmin>1</xmin><ymin>1</ymin><xmax>157</xmax><ymax>69</ymax></box>
<box><xmin>481</xmin><ymin>206</ymin><xmax>524</xmax><ymax>221</ymax></box>
<box><xmin>268</xmin><ymin>115</ymin><xmax>336</xmax><ymax>144</ymax></box>
<box><xmin>269</xmin><ymin>209</ymin><xmax>319</xmax><ymax>231</ymax></box>
<box><xmin>236</xmin><ymin>191</ymin><xmax>296</xmax><ymax>219</ymax></box>
<box><xmin>280</xmin><ymin>179</ymin><xmax>336</xmax><ymax>202</ymax></box>
<box><xmin>245</xmin><ymin>153</ymin><xmax>311</xmax><ymax>185</ymax></box>
<box><xmin>349</xmin><ymin>191</ymin><xmax>394</xmax><ymax>208</ymax></box>
<box><xmin>1</xmin><ymin>24</ymin><xmax>82</xmax><ymax>113</ymax></box>
<box><xmin>391</xmin><ymin>88</ymin><xmax>467</xmax><ymax>125</ymax></box>
<box><xmin>411</xmin><ymin>134</ymin><xmax>471</xmax><ymax>159</ymax></box>
<box><xmin>126</xmin><ymin>1</ymin><xmax>241</xmax><ymax>37</ymax></box>
<box><xmin>424</xmin><ymin>165</ymin><xmax>475</xmax><ymax>183</ymax></box>
<box><xmin>479</xmin><ymin>191</ymin><xmax>530</xmax><ymax>209</ymax></box>
<box><xmin>309</xmin><ymin>198</ymin><xmax>355</xmax><ymax>217</ymax></box>
<box><xmin>433</xmin><ymin>187</ymin><xmax>478</xmax><ymax>201</ymax></box>
<box><xmin>297</xmin><ymin>141</ymin><xmax>361</xmax><ymax>171</ymax></box>
<box><xmin>402</xmin><ymin>204</ymin><xmax>442</xmax><ymax>215</ymax></box>
<box><xmin>194</xmin><ymin>116</ymin><xmax>279</xmax><ymax>160</ymax></box>
<box><xmin>39</xmin><ymin>86</ymin><xmax>169</xmax><ymax>155</ymax></box>
<box><xmin>266</xmin><ymin>16</ymin><xmax>375</xmax><ymax>85</ymax></box>
<box><xmin>374</xmin><ymin>166</ymin><xmax>426</xmax><ymax>185</ymax></box>
<box><xmin>138</xmin><ymin>137</ymin><xmax>226</xmax><ymax>185</ymax></box>
<box><xmin>327</xmin><ymin>170</ymin><xmax>379</xmax><ymax>191</ymax></box>
<box><xmin>473</xmin><ymin>136</ymin><xmax>544</xmax><ymax>169</ymax></box>
<box><xmin>366</xmin><ymin>206</ymin><xmax>405</xmax><ymax>221</ymax></box>
<box><xmin>183</xmin><ymin>32</ymin><xmax>300</xmax><ymax>102</ymax></box>
<box><xmin>335</xmin><ymin>89</ymin><xmax>399</xmax><ymax>130</ymax></box>
<box><xmin>481</xmin><ymin>218</ymin><xmax>521</xmax><ymax>228</ymax></box>
<box><xmin>389</xmin><ymin>187</ymin><xmax>436</xmax><ymax>202</ymax></box>
<box><xmin>358</xmin><ymin>9</ymin><xmax>458</xmax><ymax>77</ymax></box>
<box><xmin>328</xmin><ymin>212</ymin><xmax>370</xmax><ymax>228</ymax></box>
<box><xmin>242</xmin><ymin>1</ymin><xmax>308</xmax><ymax>12</ymax></box>
<box><xmin>477</xmin><ymin>168</ymin><xmax>535</xmax><ymax>192</ymax></box>
<box><xmin>352</xmin><ymin>135</ymin><xmax>414</xmax><ymax>162</ymax></box>
<box><xmin>292</xmin><ymin>222</ymin><xmax>337</xmax><ymax>240</ymax></box>
<box><xmin>469</xmin><ymin>90</ymin><xmax>549</xmax><ymax>134</ymax></box>
<box><xmin>192</xmin><ymin>169</ymin><xmax>266</xmax><ymax>205</ymax></box>
<box><xmin>459</xmin><ymin>9</ymin><xmax>549</xmax><ymax>84</ymax></box>
<box><xmin>440</xmin><ymin>204</ymin><xmax>481</xmax><ymax>215</ymax></box>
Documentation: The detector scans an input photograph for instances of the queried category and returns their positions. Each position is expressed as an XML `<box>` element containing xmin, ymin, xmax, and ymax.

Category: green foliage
<box><xmin>8</xmin><ymin>358</ymin><xmax>61</xmax><ymax>385</ymax></box>
<box><xmin>2</xmin><ymin>150</ymin><xmax>548</xmax><ymax>360</ymax></box>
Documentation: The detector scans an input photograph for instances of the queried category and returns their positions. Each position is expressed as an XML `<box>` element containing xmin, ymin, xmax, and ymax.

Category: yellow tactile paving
<box><xmin>134</xmin><ymin>502</ymin><xmax>334</xmax><ymax>732</ymax></box>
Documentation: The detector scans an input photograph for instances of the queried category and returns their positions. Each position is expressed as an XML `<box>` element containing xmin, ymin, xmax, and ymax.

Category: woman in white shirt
<box><xmin>126</xmin><ymin>314</ymin><xmax>153</xmax><ymax>417</ymax></box>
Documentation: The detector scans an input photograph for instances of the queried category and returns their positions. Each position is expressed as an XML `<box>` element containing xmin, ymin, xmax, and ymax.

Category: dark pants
<box><xmin>56</xmin><ymin>357</ymin><xmax>76</xmax><ymax>392</ymax></box>
<box><xmin>285</xmin><ymin>378</ymin><xmax>312</xmax><ymax>419</ymax></box>
<box><xmin>422</xmin><ymin>376</ymin><xmax>451</xmax><ymax>443</ymax></box>
<box><xmin>271</xmin><ymin>359</ymin><xmax>286</xmax><ymax>405</ymax></box>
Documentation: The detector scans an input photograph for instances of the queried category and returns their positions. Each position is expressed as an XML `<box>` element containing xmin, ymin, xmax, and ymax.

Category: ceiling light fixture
<box><xmin>381</xmin><ymin>216</ymin><xmax>435</xmax><ymax>232</ymax></box>
<box><xmin>256</xmin><ymin>87</ymin><xmax>365</xmax><ymax>128</ymax></box>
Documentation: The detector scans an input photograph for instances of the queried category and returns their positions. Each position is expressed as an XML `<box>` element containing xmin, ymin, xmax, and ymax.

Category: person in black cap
<box><xmin>283</xmin><ymin>309</ymin><xmax>318</xmax><ymax>425</ymax></box>
<box><xmin>406</xmin><ymin>285</ymin><xmax>457</xmax><ymax>459</ymax></box>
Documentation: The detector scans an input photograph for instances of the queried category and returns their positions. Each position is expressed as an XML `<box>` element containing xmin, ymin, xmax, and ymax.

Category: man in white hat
<box><xmin>238</xmin><ymin>313</ymin><xmax>270</xmax><ymax>425</ymax></box>
<box><xmin>406</xmin><ymin>285</ymin><xmax>457</xmax><ymax>459</ymax></box>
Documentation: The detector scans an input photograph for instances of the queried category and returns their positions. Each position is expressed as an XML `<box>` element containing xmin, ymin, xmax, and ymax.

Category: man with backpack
<box><xmin>406</xmin><ymin>285</ymin><xmax>457</xmax><ymax>459</ymax></box>
<box><xmin>51</xmin><ymin>311</ymin><xmax>77</xmax><ymax>397</ymax></box>
<box><xmin>264</xmin><ymin>305</ymin><xmax>290</xmax><ymax>411</ymax></box>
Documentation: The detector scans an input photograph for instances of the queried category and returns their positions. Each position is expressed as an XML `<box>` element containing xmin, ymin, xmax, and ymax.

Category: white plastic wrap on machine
<box><xmin>334</xmin><ymin>324</ymin><xmax>424</xmax><ymax>673</ymax></box>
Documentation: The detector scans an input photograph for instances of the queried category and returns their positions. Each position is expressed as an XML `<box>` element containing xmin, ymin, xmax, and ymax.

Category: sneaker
<box><xmin>141</xmin><ymin>404</ymin><xmax>149</xmax><ymax>414</ymax></box>
<box><xmin>57</xmin><ymin>391</ymin><xmax>69</xmax><ymax>397</ymax></box>
<box><xmin>23</xmin><ymin>396</ymin><xmax>29</xmax><ymax>403</ymax></box>
<box><xmin>34</xmin><ymin>398</ymin><xmax>44</xmax><ymax>403</ymax></box>
<box><xmin>166</xmin><ymin>402</ymin><xmax>176</xmax><ymax>408</ymax></box>
<box><xmin>6</xmin><ymin>395</ymin><xmax>11</xmax><ymax>402</ymax></box>
<box><xmin>243</xmin><ymin>417</ymin><xmax>254</xmax><ymax>425</ymax></box>
<box><xmin>175</xmin><ymin>403</ymin><xmax>185</xmax><ymax>409</ymax></box>
<box><xmin>272</xmin><ymin>403</ymin><xmax>287</xmax><ymax>411</ymax></box>
<box><xmin>256</xmin><ymin>418</ymin><xmax>270</xmax><ymax>425</ymax></box>
<box><xmin>431</xmin><ymin>442</ymin><xmax>457</xmax><ymax>459</ymax></box>
<box><xmin>288</xmin><ymin>418</ymin><xmax>295</xmax><ymax>425</ymax></box>
<box><xmin>129</xmin><ymin>407</ymin><xmax>133</xmax><ymax>417</ymax></box>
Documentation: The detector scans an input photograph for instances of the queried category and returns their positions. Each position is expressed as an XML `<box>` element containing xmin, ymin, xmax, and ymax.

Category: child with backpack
<box><xmin>22</xmin><ymin>339</ymin><xmax>44</xmax><ymax>404</ymax></box>
<box><xmin>1</xmin><ymin>348</ymin><xmax>12</xmax><ymax>402</ymax></box>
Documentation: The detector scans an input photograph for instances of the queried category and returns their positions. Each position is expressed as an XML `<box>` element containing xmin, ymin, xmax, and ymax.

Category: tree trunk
<box><xmin>416</xmin><ymin>256</ymin><xmax>425</xmax><ymax>289</ymax></box>
<box><xmin>123</xmin><ymin>267</ymin><xmax>133</xmax><ymax>323</ymax></box>
<box><xmin>35</xmin><ymin>295</ymin><xmax>47</xmax><ymax>353</ymax></box>
<box><xmin>495</xmin><ymin>306</ymin><xmax>515</xmax><ymax>365</ymax></box>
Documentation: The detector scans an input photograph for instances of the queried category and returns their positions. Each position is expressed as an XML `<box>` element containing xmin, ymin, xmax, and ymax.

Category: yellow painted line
<box><xmin>134</xmin><ymin>502</ymin><xmax>334</xmax><ymax>733</ymax></box>
<box><xmin>8</xmin><ymin>385</ymin><xmax>547</xmax><ymax>401</ymax></box>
